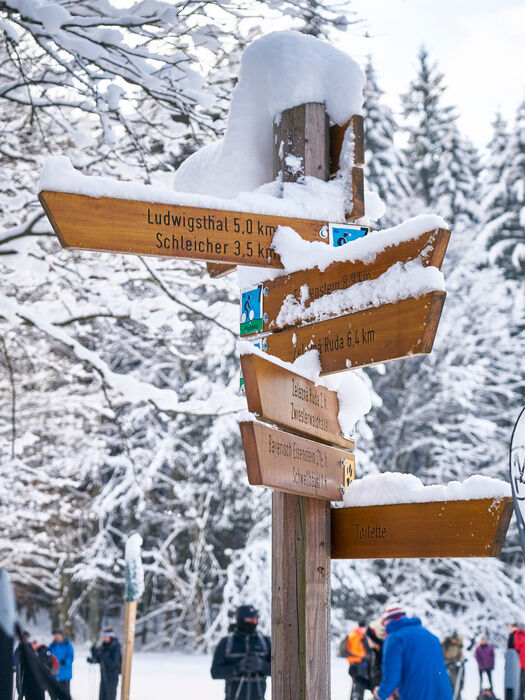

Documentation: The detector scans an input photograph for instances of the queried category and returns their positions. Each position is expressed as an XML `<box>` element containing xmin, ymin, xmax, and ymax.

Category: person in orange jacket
<box><xmin>346</xmin><ymin>621</ymin><xmax>367</xmax><ymax>700</ymax></box>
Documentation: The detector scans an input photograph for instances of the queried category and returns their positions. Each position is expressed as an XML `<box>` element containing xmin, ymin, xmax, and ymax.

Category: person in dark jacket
<box><xmin>49</xmin><ymin>629</ymin><xmax>74</xmax><ymax>697</ymax></box>
<box><xmin>13</xmin><ymin>631</ymin><xmax>30</xmax><ymax>700</ymax></box>
<box><xmin>87</xmin><ymin>626</ymin><xmax>122</xmax><ymax>700</ymax></box>
<box><xmin>211</xmin><ymin>605</ymin><xmax>271</xmax><ymax>700</ymax></box>
<box><xmin>373</xmin><ymin>606</ymin><xmax>452</xmax><ymax>700</ymax></box>
<box><xmin>474</xmin><ymin>636</ymin><xmax>495</xmax><ymax>693</ymax></box>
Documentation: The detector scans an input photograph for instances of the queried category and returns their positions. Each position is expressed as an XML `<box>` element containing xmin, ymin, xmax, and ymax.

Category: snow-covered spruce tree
<box><xmin>481</xmin><ymin>100</ymin><xmax>525</xmax><ymax>281</ymax></box>
<box><xmin>401</xmin><ymin>46</ymin><xmax>456</xmax><ymax>210</ymax></box>
<box><xmin>0</xmin><ymin>1</ymin><xmax>366</xmax><ymax>646</ymax></box>
<box><xmin>362</xmin><ymin>57</ymin><xmax>411</xmax><ymax>227</ymax></box>
<box><xmin>332</xmin><ymin>52</ymin><xmax>525</xmax><ymax>640</ymax></box>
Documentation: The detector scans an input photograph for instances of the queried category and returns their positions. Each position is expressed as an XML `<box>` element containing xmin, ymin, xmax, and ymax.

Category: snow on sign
<box><xmin>241</xmin><ymin>227</ymin><xmax>451</xmax><ymax>337</ymax></box>
<box><xmin>39</xmin><ymin>190</ymin><xmax>355</xmax><ymax>269</ymax></box>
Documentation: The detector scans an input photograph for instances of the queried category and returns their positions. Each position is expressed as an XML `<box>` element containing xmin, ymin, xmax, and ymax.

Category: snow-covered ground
<box><xmin>67</xmin><ymin>648</ymin><xmax>505</xmax><ymax>699</ymax></box>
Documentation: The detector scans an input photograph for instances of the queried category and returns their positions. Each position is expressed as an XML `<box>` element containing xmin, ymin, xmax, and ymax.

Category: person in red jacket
<box><xmin>508</xmin><ymin>624</ymin><xmax>525</xmax><ymax>700</ymax></box>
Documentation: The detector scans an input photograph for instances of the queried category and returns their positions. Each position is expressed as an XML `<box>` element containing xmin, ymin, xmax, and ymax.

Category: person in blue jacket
<box><xmin>49</xmin><ymin>629</ymin><xmax>74</xmax><ymax>696</ymax></box>
<box><xmin>373</xmin><ymin>606</ymin><xmax>452</xmax><ymax>700</ymax></box>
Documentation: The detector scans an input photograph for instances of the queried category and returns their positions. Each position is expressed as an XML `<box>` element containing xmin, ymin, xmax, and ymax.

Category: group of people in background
<box><xmin>13</xmin><ymin>629</ymin><xmax>73</xmax><ymax>700</ymax></box>
<box><xmin>343</xmin><ymin>613</ymin><xmax>525</xmax><ymax>700</ymax></box>
<box><xmin>12</xmin><ymin>626</ymin><xmax>121</xmax><ymax>700</ymax></box>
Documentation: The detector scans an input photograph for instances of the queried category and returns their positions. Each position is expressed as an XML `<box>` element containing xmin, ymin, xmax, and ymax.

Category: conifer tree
<box><xmin>482</xmin><ymin>100</ymin><xmax>525</xmax><ymax>280</ymax></box>
<box><xmin>362</xmin><ymin>57</ymin><xmax>410</xmax><ymax>227</ymax></box>
<box><xmin>401</xmin><ymin>46</ymin><xmax>455</xmax><ymax>209</ymax></box>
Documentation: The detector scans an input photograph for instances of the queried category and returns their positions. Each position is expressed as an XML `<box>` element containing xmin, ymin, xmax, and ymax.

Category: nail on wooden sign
<box><xmin>240</xmin><ymin>353</ymin><xmax>354</xmax><ymax>449</ymax></box>
<box><xmin>240</xmin><ymin>420</ymin><xmax>355</xmax><ymax>501</ymax></box>
<box><xmin>263</xmin><ymin>291</ymin><xmax>446</xmax><ymax>375</ymax></box>
<box><xmin>241</xmin><ymin>228</ymin><xmax>450</xmax><ymax>336</ymax></box>
<box><xmin>331</xmin><ymin>498</ymin><xmax>514</xmax><ymax>559</ymax></box>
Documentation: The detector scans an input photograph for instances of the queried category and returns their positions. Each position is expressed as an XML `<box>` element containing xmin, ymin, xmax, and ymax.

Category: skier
<box><xmin>49</xmin><ymin>628</ymin><xmax>74</xmax><ymax>697</ymax></box>
<box><xmin>87</xmin><ymin>626</ymin><xmax>122</xmax><ymax>700</ymax></box>
<box><xmin>474</xmin><ymin>635</ymin><xmax>495</xmax><ymax>694</ymax></box>
<box><xmin>442</xmin><ymin>631</ymin><xmax>465</xmax><ymax>699</ymax></box>
<box><xmin>345</xmin><ymin>620</ymin><xmax>367</xmax><ymax>700</ymax></box>
<box><xmin>372</xmin><ymin>605</ymin><xmax>452</xmax><ymax>700</ymax></box>
<box><xmin>508</xmin><ymin>624</ymin><xmax>525</xmax><ymax>700</ymax></box>
<box><xmin>211</xmin><ymin>604</ymin><xmax>271</xmax><ymax>700</ymax></box>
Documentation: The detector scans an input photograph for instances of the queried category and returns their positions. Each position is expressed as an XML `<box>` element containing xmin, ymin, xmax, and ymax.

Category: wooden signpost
<box><xmin>38</xmin><ymin>70</ymin><xmax>514</xmax><ymax>700</ymax></box>
<box><xmin>331</xmin><ymin>498</ymin><xmax>514</xmax><ymax>559</ymax></box>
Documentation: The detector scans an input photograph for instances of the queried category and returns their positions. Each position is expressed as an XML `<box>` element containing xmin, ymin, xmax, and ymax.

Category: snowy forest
<box><xmin>0</xmin><ymin>0</ymin><xmax>524</xmax><ymax>653</ymax></box>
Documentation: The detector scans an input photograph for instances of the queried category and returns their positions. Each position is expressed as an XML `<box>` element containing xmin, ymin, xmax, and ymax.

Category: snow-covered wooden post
<box><xmin>121</xmin><ymin>534</ymin><xmax>144</xmax><ymax>700</ymax></box>
<box><xmin>271</xmin><ymin>102</ymin><xmax>331</xmax><ymax>700</ymax></box>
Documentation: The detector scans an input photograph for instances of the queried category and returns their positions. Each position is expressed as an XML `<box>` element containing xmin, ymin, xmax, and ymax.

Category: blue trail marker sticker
<box><xmin>240</xmin><ymin>286</ymin><xmax>263</xmax><ymax>336</ymax></box>
<box><xmin>329</xmin><ymin>223</ymin><xmax>370</xmax><ymax>248</ymax></box>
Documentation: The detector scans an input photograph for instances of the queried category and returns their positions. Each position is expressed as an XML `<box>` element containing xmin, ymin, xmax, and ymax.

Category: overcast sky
<box><xmin>342</xmin><ymin>0</ymin><xmax>525</xmax><ymax>148</ymax></box>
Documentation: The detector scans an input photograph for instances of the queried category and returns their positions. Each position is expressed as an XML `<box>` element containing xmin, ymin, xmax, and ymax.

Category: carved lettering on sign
<box><xmin>240</xmin><ymin>420</ymin><xmax>355</xmax><ymax>500</ymax></box>
<box><xmin>240</xmin><ymin>354</ymin><xmax>354</xmax><ymax>449</ymax></box>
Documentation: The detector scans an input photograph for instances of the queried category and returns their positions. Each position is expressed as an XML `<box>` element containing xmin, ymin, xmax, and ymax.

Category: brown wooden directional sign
<box><xmin>263</xmin><ymin>291</ymin><xmax>446</xmax><ymax>375</ymax></box>
<box><xmin>331</xmin><ymin>497</ymin><xmax>513</xmax><ymax>559</ymax></box>
<box><xmin>242</xmin><ymin>228</ymin><xmax>450</xmax><ymax>336</ymax></box>
<box><xmin>39</xmin><ymin>190</ymin><xmax>333</xmax><ymax>268</ymax></box>
<box><xmin>240</xmin><ymin>421</ymin><xmax>355</xmax><ymax>501</ymax></box>
<box><xmin>240</xmin><ymin>353</ymin><xmax>354</xmax><ymax>450</ymax></box>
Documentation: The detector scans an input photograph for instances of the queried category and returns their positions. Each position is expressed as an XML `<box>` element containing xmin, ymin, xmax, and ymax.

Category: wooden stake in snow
<box><xmin>121</xmin><ymin>534</ymin><xmax>144</xmax><ymax>700</ymax></box>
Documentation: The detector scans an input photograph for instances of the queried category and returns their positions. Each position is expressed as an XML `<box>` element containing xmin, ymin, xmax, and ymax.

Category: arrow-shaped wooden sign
<box><xmin>240</xmin><ymin>353</ymin><xmax>354</xmax><ymax>449</ymax></box>
<box><xmin>39</xmin><ymin>190</ymin><xmax>354</xmax><ymax>269</ymax></box>
<box><xmin>331</xmin><ymin>497</ymin><xmax>513</xmax><ymax>559</ymax></box>
<box><xmin>240</xmin><ymin>420</ymin><xmax>355</xmax><ymax>501</ymax></box>
<box><xmin>262</xmin><ymin>291</ymin><xmax>445</xmax><ymax>374</ymax></box>
<box><xmin>240</xmin><ymin>227</ymin><xmax>450</xmax><ymax>336</ymax></box>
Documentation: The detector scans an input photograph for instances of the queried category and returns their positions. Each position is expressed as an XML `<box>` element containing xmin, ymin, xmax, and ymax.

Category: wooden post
<box><xmin>121</xmin><ymin>600</ymin><xmax>137</xmax><ymax>700</ymax></box>
<box><xmin>272</xmin><ymin>103</ymin><xmax>331</xmax><ymax>700</ymax></box>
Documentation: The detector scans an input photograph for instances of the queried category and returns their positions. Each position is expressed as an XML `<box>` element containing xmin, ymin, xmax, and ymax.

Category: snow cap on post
<box><xmin>125</xmin><ymin>533</ymin><xmax>144</xmax><ymax>603</ymax></box>
<box><xmin>0</xmin><ymin>569</ymin><xmax>16</xmax><ymax>637</ymax></box>
<box><xmin>173</xmin><ymin>30</ymin><xmax>364</xmax><ymax>198</ymax></box>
